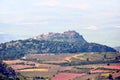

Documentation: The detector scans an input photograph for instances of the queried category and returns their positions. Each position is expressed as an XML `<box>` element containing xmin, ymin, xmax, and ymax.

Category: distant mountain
<box><xmin>0</xmin><ymin>31</ymin><xmax>117</xmax><ymax>60</ymax></box>
<box><xmin>114</xmin><ymin>46</ymin><xmax>120</xmax><ymax>52</ymax></box>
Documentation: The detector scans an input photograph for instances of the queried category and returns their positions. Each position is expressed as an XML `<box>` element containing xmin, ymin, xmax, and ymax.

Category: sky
<box><xmin>0</xmin><ymin>0</ymin><xmax>120</xmax><ymax>47</ymax></box>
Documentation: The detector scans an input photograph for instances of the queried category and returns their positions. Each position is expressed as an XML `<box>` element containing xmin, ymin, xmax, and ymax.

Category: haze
<box><xmin>0</xmin><ymin>0</ymin><xmax>120</xmax><ymax>47</ymax></box>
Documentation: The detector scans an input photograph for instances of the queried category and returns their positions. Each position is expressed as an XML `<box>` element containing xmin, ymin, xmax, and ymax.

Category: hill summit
<box><xmin>33</xmin><ymin>30</ymin><xmax>87</xmax><ymax>44</ymax></box>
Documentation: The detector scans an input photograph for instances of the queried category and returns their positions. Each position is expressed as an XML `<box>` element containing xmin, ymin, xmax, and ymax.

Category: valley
<box><xmin>3</xmin><ymin>52</ymin><xmax>120</xmax><ymax>80</ymax></box>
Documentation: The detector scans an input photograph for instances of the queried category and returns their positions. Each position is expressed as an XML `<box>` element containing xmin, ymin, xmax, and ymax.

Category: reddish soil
<box><xmin>11</xmin><ymin>65</ymin><xmax>33</xmax><ymax>70</ymax></box>
<box><xmin>103</xmin><ymin>66</ymin><xmax>120</xmax><ymax>69</ymax></box>
<box><xmin>51</xmin><ymin>73</ymin><xmax>86</xmax><ymax>80</ymax></box>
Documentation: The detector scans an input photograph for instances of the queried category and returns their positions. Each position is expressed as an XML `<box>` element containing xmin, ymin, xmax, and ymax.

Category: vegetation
<box><xmin>0</xmin><ymin>39</ymin><xmax>116</xmax><ymax>60</ymax></box>
<box><xmin>0</xmin><ymin>61</ymin><xmax>25</xmax><ymax>80</ymax></box>
<box><xmin>2</xmin><ymin>53</ymin><xmax>120</xmax><ymax>80</ymax></box>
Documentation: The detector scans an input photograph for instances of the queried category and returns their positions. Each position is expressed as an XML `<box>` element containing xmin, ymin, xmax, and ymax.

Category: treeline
<box><xmin>0</xmin><ymin>39</ymin><xmax>116</xmax><ymax>60</ymax></box>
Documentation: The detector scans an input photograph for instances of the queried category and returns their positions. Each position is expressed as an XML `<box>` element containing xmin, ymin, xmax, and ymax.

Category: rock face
<box><xmin>34</xmin><ymin>31</ymin><xmax>87</xmax><ymax>44</ymax></box>
<box><xmin>0</xmin><ymin>31</ymin><xmax>117</xmax><ymax>60</ymax></box>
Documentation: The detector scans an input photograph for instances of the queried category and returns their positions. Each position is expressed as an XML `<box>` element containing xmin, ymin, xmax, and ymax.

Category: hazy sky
<box><xmin>0</xmin><ymin>0</ymin><xmax>120</xmax><ymax>47</ymax></box>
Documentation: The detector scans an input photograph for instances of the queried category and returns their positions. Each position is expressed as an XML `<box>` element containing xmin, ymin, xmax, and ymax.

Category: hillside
<box><xmin>0</xmin><ymin>31</ymin><xmax>117</xmax><ymax>60</ymax></box>
<box><xmin>0</xmin><ymin>61</ymin><xmax>25</xmax><ymax>80</ymax></box>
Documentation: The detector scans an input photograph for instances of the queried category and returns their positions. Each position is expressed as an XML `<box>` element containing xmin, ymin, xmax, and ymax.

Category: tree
<box><xmin>107</xmin><ymin>63</ymin><xmax>110</xmax><ymax>66</ymax></box>
<box><xmin>104</xmin><ymin>54</ymin><xmax>107</xmax><ymax>59</ymax></box>
<box><xmin>86</xmin><ymin>58</ymin><xmax>89</xmax><ymax>61</ymax></box>
<box><xmin>108</xmin><ymin>74</ymin><xmax>113</xmax><ymax>80</ymax></box>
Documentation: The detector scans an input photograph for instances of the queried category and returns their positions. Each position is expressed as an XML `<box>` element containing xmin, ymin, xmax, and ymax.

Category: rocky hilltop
<box><xmin>34</xmin><ymin>31</ymin><xmax>87</xmax><ymax>44</ymax></box>
<box><xmin>0</xmin><ymin>31</ymin><xmax>117</xmax><ymax>60</ymax></box>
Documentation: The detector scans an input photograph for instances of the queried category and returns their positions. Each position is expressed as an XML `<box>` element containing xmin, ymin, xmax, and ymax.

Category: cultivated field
<box><xmin>3</xmin><ymin>52</ymin><xmax>120</xmax><ymax>80</ymax></box>
<box><xmin>51</xmin><ymin>73</ymin><xmax>86</xmax><ymax>80</ymax></box>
